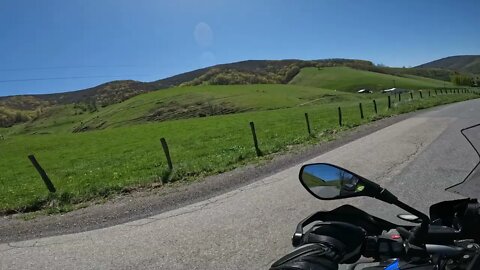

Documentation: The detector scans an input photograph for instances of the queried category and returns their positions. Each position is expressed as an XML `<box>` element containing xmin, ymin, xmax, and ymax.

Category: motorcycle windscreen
<box><xmin>446</xmin><ymin>123</ymin><xmax>480</xmax><ymax>199</ymax></box>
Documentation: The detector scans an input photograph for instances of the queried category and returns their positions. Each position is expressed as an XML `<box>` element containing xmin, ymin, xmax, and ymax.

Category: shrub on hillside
<box><xmin>0</xmin><ymin>108</ymin><xmax>31</xmax><ymax>127</ymax></box>
<box><xmin>451</xmin><ymin>74</ymin><xmax>475</xmax><ymax>86</ymax></box>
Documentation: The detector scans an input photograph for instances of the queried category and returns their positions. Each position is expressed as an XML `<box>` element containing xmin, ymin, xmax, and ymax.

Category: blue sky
<box><xmin>1</xmin><ymin>0</ymin><xmax>479</xmax><ymax>96</ymax></box>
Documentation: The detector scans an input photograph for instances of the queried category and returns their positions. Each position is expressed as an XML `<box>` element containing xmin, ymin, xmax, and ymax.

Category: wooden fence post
<box><xmin>160</xmin><ymin>138</ymin><xmax>173</xmax><ymax>171</ymax></box>
<box><xmin>338</xmin><ymin>107</ymin><xmax>342</xmax><ymax>127</ymax></box>
<box><xmin>249</xmin><ymin>122</ymin><xmax>262</xmax><ymax>156</ymax></box>
<box><xmin>304</xmin><ymin>113</ymin><xmax>312</xmax><ymax>135</ymax></box>
<box><xmin>28</xmin><ymin>155</ymin><xmax>56</xmax><ymax>193</ymax></box>
<box><xmin>388</xmin><ymin>95</ymin><xmax>391</xmax><ymax>109</ymax></box>
<box><xmin>410</xmin><ymin>92</ymin><xmax>413</xmax><ymax>100</ymax></box>
<box><xmin>373</xmin><ymin>99</ymin><xmax>377</xmax><ymax>114</ymax></box>
<box><xmin>419</xmin><ymin>91</ymin><xmax>423</xmax><ymax>99</ymax></box>
<box><xmin>359</xmin><ymin>102</ymin><xmax>364</xmax><ymax>119</ymax></box>
<box><xmin>399</xmin><ymin>93</ymin><xmax>402</xmax><ymax>102</ymax></box>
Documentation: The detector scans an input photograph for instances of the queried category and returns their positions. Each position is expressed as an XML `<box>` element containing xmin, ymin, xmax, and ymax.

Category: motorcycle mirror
<box><xmin>397</xmin><ymin>214</ymin><xmax>422</xmax><ymax>223</ymax></box>
<box><xmin>299</xmin><ymin>163</ymin><xmax>431</xmax><ymax>227</ymax></box>
<box><xmin>299</xmin><ymin>163</ymin><xmax>379</xmax><ymax>200</ymax></box>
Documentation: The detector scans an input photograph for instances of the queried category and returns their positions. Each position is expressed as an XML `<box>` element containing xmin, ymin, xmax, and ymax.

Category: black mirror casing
<box><xmin>299</xmin><ymin>163</ymin><xmax>382</xmax><ymax>201</ymax></box>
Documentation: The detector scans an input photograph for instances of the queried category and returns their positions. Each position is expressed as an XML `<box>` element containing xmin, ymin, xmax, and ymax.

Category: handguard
<box><xmin>293</xmin><ymin>205</ymin><xmax>405</xmax><ymax>248</ymax></box>
<box><xmin>299</xmin><ymin>221</ymin><xmax>366</xmax><ymax>264</ymax></box>
<box><xmin>270</xmin><ymin>243</ymin><xmax>340</xmax><ymax>270</ymax></box>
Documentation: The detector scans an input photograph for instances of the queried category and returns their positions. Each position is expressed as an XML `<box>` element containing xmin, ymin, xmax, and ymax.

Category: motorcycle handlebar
<box><xmin>363</xmin><ymin>235</ymin><xmax>406</xmax><ymax>259</ymax></box>
<box><xmin>363</xmin><ymin>235</ymin><xmax>467</xmax><ymax>260</ymax></box>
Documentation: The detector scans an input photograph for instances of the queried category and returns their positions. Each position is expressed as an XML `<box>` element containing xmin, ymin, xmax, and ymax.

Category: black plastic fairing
<box><xmin>429</xmin><ymin>198</ymin><xmax>472</xmax><ymax>227</ymax></box>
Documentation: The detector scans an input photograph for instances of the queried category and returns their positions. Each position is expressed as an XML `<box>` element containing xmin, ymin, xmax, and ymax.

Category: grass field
<box><xmin>5</xmin><ymin>67</ymin><xmax>456</xmax><ymax>136</ymax></box>
<box><xmin>290</xmin><ymin>67</ymin><xmax>454</xmax><ymax>91</ymax></box>
<box><xmin>1</xmin><ymin>89</ymin><xmax>477</xmax><ymax>214</ymax></box>
<box><xmin>5</xmin><ymin>84</ymin><xmax>375</xmax><ymax>135</ymax></box>
<box><xmin>0</xmin><ymin>66</ymin><xmax>476</xmax><ymax>215</ymax></box>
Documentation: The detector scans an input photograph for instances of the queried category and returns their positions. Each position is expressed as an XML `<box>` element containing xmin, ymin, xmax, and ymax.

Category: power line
<box><xmin>0</xmin><ymin>74</ymin><xmax>157</xmax><ymax>83</ymax></box>
<box><xmin>0</xmin><ymin>65</ymin><xmax>143</xmax><ymax>72</ymax></box>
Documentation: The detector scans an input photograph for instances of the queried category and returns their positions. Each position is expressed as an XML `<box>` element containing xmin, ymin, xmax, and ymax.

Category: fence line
<box><xmin>7</xmin><ymin>88</ymin><xmax>475</xmax><ymax>207</ymax></box>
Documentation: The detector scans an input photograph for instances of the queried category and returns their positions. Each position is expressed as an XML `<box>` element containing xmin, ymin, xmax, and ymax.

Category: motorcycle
<box><xmin>281</xmin><ymin>123</ymin><xmax>480</xmax><ymax>270</ymax></box>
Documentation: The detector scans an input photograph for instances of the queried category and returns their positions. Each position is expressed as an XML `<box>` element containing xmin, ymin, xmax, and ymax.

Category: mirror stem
<box><xmin>376</xmin><ymin>187</ymin><xmax>430</xmax><ymax>245</ymax></box>
<box><xmin>377</xmin><ymin>188</ymin><xmax>431</xmax><ymax>225</ymax></box>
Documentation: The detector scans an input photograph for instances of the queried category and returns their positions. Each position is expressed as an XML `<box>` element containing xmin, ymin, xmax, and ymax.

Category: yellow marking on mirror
<box><xmin>356</xmin><ymin>185</ymin><xmax>365</xmax><ymax>192</ymax></box>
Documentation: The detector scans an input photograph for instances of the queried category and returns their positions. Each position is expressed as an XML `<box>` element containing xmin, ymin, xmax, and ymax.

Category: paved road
<box><xmin>1</xmin><ymin>99</ymin><xmax>479</xmax><ymax>270</ymax></box>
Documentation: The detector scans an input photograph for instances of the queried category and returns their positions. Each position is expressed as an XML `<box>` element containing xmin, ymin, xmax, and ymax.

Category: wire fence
<box><xmin>1</xmin><ymin>89</ymin><xmax>478</xmax><ymax>212</ymax></box>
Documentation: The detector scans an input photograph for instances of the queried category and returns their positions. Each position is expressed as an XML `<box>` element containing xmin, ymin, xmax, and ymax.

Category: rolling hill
<box><xmin>3</xmin><ymin>66</ymin><xmax>461</xmax><ymax>135</ymax></box>
<box><xmin>417</xmin><ymin>55</ymin><xmax>480</xmax><ymax>74</ymax></box>
<box><xmin>0</xmin><ymin>57</ymin><xmax>471</xmax><ymax>129</ymax></box>
<box><xmin>4</xmin><ymin>84</ymin><xmax>362</xmax><ymax>135</ymax></box>
<box><xmin>1</xmin><ymin>62</ymin><xmax>478</xmax><ymax>214</ymax></box>
<box><xmin>0</xmin><ymin>59</ymin><xmax>369</xmax><ymax>109</ymax></box>
<box><xmin>0</xmin><ymin>58</ymin><xmax>375</xmax><ymax>128</ymax></box>
<box><xmin>289</xmin><ymin>67</ymin><xmax>453</xmax><ymax>91</ymax></box>
<box><xmin>0</xmin><ymin>57</ymin><xmax>465</xmax><ymax>113</ymax></box>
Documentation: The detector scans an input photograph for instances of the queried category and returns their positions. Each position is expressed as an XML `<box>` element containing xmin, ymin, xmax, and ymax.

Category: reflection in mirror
<box><xmin>301</xmin><ymin>164</ymin><xmax>364</xmax><ymax>199</ymax></box>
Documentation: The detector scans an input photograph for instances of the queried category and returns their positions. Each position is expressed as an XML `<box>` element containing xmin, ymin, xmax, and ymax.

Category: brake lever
<box><xmin>292</xmin><ymin>211</ymin><xmax>327</xmax><ymax>247</ymax></box>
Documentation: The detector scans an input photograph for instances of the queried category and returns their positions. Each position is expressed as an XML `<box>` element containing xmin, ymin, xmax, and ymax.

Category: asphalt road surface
<box><xmin>1</xmin><ymin>99</ymin><xmax>479</xmax><ymax>270</ymax></box>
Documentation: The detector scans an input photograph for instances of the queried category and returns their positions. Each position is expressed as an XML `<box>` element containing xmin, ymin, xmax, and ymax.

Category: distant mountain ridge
<box><xmin>0</xmin><ymin>56</ymin><xmax>473</xmax><ymax>114</ymax></box>
<box><xmin>0</xmin><ymin>56</ymin><xmax>470</xmax><ymax>129</ymax></box>
<box><xmin>416</xmin><ymin>55</ymin><xmax>480</xmax><ymax>74</ymax></box>
<box><xmin>0</xmin><ymin>59</ymin><xmax>371</xmax><ymax>108</ymax></box>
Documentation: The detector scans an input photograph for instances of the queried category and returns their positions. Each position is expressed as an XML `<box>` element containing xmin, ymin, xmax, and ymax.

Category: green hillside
<box><xmin>290</xmin><ymin>67</ymin><xmax>453</xmax><ymax>91</ymax></box>
<box><xmin>1</xmin><ymin>62</ymin><xmax>477</xmax><ymax>215</ymax></box>
<box><xmin>0</xmin><ymin>59</ymin><xmax>370</xmax><ymax>111</ymax></box>
<box><xmin>6</xmin><ymin>84</ymin><xmax>368</xmax><ymax>135</ymax></box>
<box><xmin>5</xmin><ymin>67</ymin><xmax>462</xmax><ymax>135</ymax></box>
<box><xmin>2</xmin><ymin>91</ymin><xmax>476</xmax><ymax>214</ymax></box>
<box><xmin>417</xmin><ymin>55</ymin><xmax>480</xmax><ymax>74</ymax></box>
<box><xmin>1</xmin><ymin>61</ymin><xmax>466</xmax><ymax>130</ymax></box>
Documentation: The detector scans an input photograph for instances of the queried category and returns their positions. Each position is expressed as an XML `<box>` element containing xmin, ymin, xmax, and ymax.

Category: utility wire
<box><xmin>0</xmin><ymin>65</ymin><xmax>146</xmax><ymax>72</ymax></box>
<box><xmin>0</xmin><ymin>74</ymin><xmax>157</xmax><ymax>83</ymax></box>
